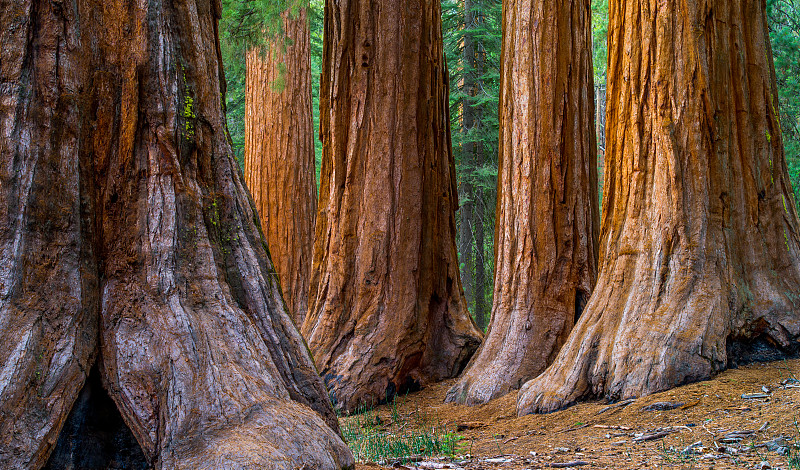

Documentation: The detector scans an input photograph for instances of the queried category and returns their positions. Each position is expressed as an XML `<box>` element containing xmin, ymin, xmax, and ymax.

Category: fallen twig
<box><xmin>561</xmin><ymin>423</ymin><xmax>590</xmax><ymax>433</ymax></box>
<box><xmin>680</xmin><ymin>399</ymin><xmax>701</xmax><ymax>410</ymax></box>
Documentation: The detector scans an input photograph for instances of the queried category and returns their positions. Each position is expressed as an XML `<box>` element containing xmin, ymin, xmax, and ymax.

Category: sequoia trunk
<box><xmin>244</xmin><ymin>9</ymin><xmax>317</xmax><ymax>326</ymax></box>
<box><xmin>303</xmin><ymin>0</ymin><xmax>483</xmax><ymax>413</ymax></box>
<box><xmin>0</xmin><ymin>1</ymin><xmax>353</xmax><ymax>468</ymax></box>
<box><xmin>446</xmin><ymin>0</ymin><xmax>599</xmax><ymax>406</ymax></box>
<box><xmin>518</xmin><ymin>0</ymin><xmax>800</xmax><ymax>415</ymax></box>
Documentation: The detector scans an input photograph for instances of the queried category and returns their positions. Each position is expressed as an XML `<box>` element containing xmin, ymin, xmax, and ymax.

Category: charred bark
<box><xmin>303</xmin><ymin>0</ymin><xmax>483</xmax><ymax>413</ymax></box>
<box><xmin>244</xmin><ymin>9</ymin><xmax>317</xmax><ymax>326</ymax></box>
<box><xmin>447</xmin><ymin>0</ymin><xmax>599</xmax><ymax>407</ymax></box>
<box><xmin>518</xmin><ymin>0</ymin><xmax>800</xmax><ymax>415</ymax></box>
<box><xmin>0</xmin><ymin>1</ymin><xmax>353</xmax><ymax>468</ymax></box>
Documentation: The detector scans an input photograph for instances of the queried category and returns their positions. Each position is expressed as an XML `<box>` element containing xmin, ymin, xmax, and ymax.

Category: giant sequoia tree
<box><xmin>446</xmin><ymin>0</ymin><xmax>599</xmax><ymax>406</ymax></box>
<box><xmin>0</xmin><ymin>1</ymin><xmax>353</xmax><ymax>468</ymax></box>
<box><xmin>303</xmin><ymin>0</ymin><xmax>483</xmax><ymax>413</ymax></box>
<box><xmin>244</xmin><ymin>8</ymin><xmax>317</xmax><ymax>326</ymax></box>
<box><xmin>518</xmin><ymin>0</ymin><xmax>800</xmax><ymax>415</ymax></box>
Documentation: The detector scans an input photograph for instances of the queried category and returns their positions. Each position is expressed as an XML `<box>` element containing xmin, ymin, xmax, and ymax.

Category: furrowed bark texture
<box><xmin>244</xmin><ymin>9</ymin><xmax>317</xmax><ymax>326</ymax></box>
<box><xmin>518</xmin><ymin>0</ymin><xmax>800</xmax><ymax>416</ymax></box>
<box><xmin>0</xmin><ymin>0</ymin><xmax>98</xmax><ymax>466</ymax></box>
<box><xmin>0</xmin><ymin>1</ymin><xmax>354</xmax><ymax>469</ymax></box>
<box><xmin>304</xmin><ymin>0</ymin><xmax>483</xmax><ymax>413</ymax></box>
<box><xmin>446</xmin><ymin>0</ymin><xmax>599</xmax><ymax>406</ymax></box>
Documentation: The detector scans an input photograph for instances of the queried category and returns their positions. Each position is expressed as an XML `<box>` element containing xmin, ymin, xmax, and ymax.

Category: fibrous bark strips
<box><xmin>244</xmin><ymin>8</ymin><xmax>317</xmax><ymax>326</ymax></box>
<box><xmin>518</xmin><ymin>0</ymin><xmax>800</xmax><ymax>415</ymax></box>
<box><xmin>304</xmin><ymin>0</ymin><xmax>483</xmax><ymax>413</ymax></box>
<box><xmin>0</xmin><ymin>1</ymin><xmax>353</xmax><ymax>469</ymax></box>
<box><xmin>447</xmin><ymin>0</ymin><xmax>599</xmax><ymax>407</ymax></box>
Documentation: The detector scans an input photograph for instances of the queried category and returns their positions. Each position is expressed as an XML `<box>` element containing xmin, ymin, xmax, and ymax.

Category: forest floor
<box><xmin>342</xmin><ymin>358</ymin><xmax>800</xmax><ymax>470</ymax></box>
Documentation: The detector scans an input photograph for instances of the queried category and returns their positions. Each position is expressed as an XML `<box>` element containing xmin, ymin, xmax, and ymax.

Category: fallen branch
<box><xmin>632</xmin><ymin>430</ymin><xmax>677</xmax><ymax>443</ymax></box>
<box><xmin>547</xmin><ymin>461</ymin><xmax>590</xmax><ymax>468</ymax></box>
<box><xmin>596</xmin><ymin>398</ymin><xmax>636</xmax><ymax>415</ymax></box>
<box><xmin>593</xmin><ymin>425</ymin><xmax>631</xmax><ymax>430</ymax></box>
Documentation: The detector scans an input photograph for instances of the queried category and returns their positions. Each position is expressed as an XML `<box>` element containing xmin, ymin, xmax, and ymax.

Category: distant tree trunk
<box><xmin>465</xmin><ymin>0</ymin><xmax>490</xmax><ymax>330</ymax></box>
<box><xmin>244</xmin><ymin>9</ymin><xmax>317</xmax><ymax>326</ymax></box>
<box><xmin>459</xmin><ymin>190</ymin><xmax>475</xmax><ymax>315</ymax></box>
<box><xmin>459</xmin><ymin>0</ymin><xmax>477</xmax><ymax>318</ymax></box>
<box><xmin>0</xmin><ymin>1</ymin><xmax>353</xmax><ymax>469</ymax></box>
<box><xmin>518</xmin><ymin>0</ymin><xmax>800</xmax><ymax>415</ymax></box>
<box><xmin>304</xmin><ymin>0</ymin><xmax>483</xmax><ymax>413</ymax></box>
<box><xmin>447</xmin><ymin>0</ymin><xmax>599</xmax><ymax>406</ymax></box>
<box><xmin>474</xmin><ymin>197</ymin><xmax>488</xmax><ymax>330</ymax></box>
<box><xmin>595</xmin><ymin>84</ymin><xmax>606</xmax><ymax>156</ymax></box>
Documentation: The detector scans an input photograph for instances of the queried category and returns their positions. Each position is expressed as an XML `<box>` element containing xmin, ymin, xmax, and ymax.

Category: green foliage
<box><xmin>309</xmin><ymin>0</ymin><xmax>324</xmax><ymax>182</ymax></box>
<box><xmin>442</xmin><ymin>0</ymin><xmax>502</xmax><ymax>322</ymax></box>
<box><xmin>591</xmin><ymin>0</ymin><xmax>609</xmax><ymax>84</ymax></box>
<box><xmin>221</xmin><ymin>0</ymin><xmax>306</xmax><ymax>58</ymax></box>
<box><xmin>592</xmin><ymin>0</ymin><xmax>608</xmax><ymax>209</ymax></box>
<box><xmin>220</xmin><ymin>0</ymin><xmax>308</xmax><ymax>167</ymax></box>
<box><xmin>788</xmin><ymin>419</ymin><xmax>800</xmax><ymax>469</ymax></box>
<box><xmin>768</xmin><ymin>0</ymin><xmax>800</xmax><ymax>209</ymax></box>
<box><xmin>339</xmin><ymin>402</ymin><xmax>465</xmax><ymax>464</ymax></box>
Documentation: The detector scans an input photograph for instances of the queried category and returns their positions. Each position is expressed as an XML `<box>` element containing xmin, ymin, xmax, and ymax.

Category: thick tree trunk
<box><xmin>244</xmin><ymin>9</ymin><xmax>317</xmax><ymax>326</ymax></box>
<box><xmin>447</xmin><ymin>0</ymin><xmax>599</xmax><ymax>406</ymax></box>
<box><xmin>303</xmin><ymin>0</ymin><xmax>483</xmax><ymax>413</ymax></box>
<box><xmin>0</xmin><ymin>1</ymin><xmax>353</xmax><ymax>469</ymax></box>
<box><xmin>0</xmin><ymin>1</ymin><xmax>98</xmax><ymax>466</ymax></box>
<box><xmin>518</xmin><ymin>0</ymin><xmax>800</xmax><ymax>416</ymax></box>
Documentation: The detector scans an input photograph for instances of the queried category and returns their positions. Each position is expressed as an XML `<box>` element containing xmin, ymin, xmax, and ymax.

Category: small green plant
<box><xmin>340</xmin><ymin>402</ymin><xmax>465</xmax><ymax>464</ymax></box>
<box><xmin>789</xmin><ymin>419</ymin><xmax>800</xmax><ymax>469</ymax></box>
<box><xmin>656</xmin><ymin>441</ymin><xmax>698</xmax><ymax>465</ymax></box>
<box><xmin>389</xmin><ymin>395</ymin><xmax>402</xmax><ymax>425</ymax></box>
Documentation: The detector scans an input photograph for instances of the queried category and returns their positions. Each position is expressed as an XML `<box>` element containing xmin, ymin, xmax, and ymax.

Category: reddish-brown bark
<box><xmin>446</xmin><ymin>0</ymin><xmax>599</xmax><ymax>406</ymax></box>
<box><xmin>518</xmin><ymin>0</ymin><xmax>800</xmax><ymax>415</ymax></box>
<box><xmin>244</xmin><ymin>9</ymin><xmax>317</xmax><ymax>326</ymax></box>
<box><xmin>303</xmin><ymin>0</ymin><xmax>483</xmax><ymax>413</ymax></box>
<box><xmin>0</xmin><ymin>1</ymin><xmax>353</xmax><ymax>468</ymax></box>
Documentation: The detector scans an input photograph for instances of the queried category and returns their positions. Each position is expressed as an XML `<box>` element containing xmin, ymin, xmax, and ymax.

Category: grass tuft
<box><xmin>339</xmin><ymin>398</ymin><xmax>465</xmax><ymax>464</ymax></box>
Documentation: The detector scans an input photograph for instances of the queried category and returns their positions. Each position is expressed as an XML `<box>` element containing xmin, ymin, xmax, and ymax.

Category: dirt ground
<box><xmin>346</xmin><ymin>358</ymin><xmax>800</xmax><ymax>469</ymax></box>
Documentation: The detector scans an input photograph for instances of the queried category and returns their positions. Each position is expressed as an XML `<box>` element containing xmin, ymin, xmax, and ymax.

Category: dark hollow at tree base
<box><xmin>44</xmin><ymin>365</ymin><xmax>149</xmax><ymax>470</ymax></box>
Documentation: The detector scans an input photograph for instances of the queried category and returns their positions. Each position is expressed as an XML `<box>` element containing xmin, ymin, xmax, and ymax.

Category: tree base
<box><xmin>517</xmin><ymin>287</ymin><xmax>800</xmax><ymax>416</ymax></box>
